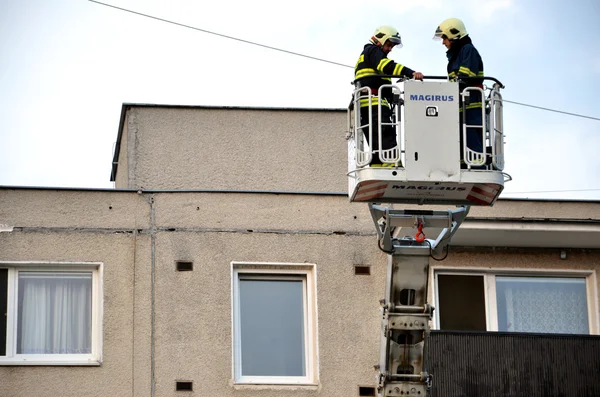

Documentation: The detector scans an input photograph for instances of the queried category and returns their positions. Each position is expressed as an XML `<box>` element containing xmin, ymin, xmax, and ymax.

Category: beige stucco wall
<box><xmin>1</xmin><ymin>188</ymin><xmax>599</xmax><ymax>397</ymax></box>
<box><xmin>114</xmin><ymin>106</ymin><xmax>348</xmax><ymax>192</ymax></box>
<box><xmin>0</xmin><ymin>190</ymin><xmax>152</xmax><ymax>397</ymax></box>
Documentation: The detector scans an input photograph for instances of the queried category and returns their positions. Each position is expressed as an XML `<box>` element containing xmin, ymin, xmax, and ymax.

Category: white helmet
<box><xmin>433</xmin><ymin>18</ymin><xmax>468</xmax><ymax>41</ymax></box>
<box><xmin>370</xmin><ymin>25</ymin><xmax>403</xmax><ymax>48</ymax></box>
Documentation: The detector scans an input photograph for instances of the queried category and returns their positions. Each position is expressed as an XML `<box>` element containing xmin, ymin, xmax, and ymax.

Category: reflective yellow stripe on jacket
<box><xmin>355</xmin><ymin>54</ymin><xmax>393</xmax><ymax>82</ymax></box>
<box><xmin>448</xmin><ymin>70</ymin><xmax>484</xmax><ymax>81</ymax></box>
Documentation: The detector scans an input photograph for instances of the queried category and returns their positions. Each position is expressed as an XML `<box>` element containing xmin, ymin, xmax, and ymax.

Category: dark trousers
<box><xmin>359</xmin><ymin>105</ymin><xmax>396</xmax><ymax>165</ymax></box>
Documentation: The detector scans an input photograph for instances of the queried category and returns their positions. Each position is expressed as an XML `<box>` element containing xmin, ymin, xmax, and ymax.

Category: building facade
<box><xmin>1</xmin><ymin>105</ymin><xmax>599</xmax><ymax>396</ymax></box>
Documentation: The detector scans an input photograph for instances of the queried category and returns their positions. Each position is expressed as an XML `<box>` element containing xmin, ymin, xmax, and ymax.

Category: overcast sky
<box><xmin>1</xmin><ymin>0</ymin><xmax>599</xmax><ymax>200</ymax></box>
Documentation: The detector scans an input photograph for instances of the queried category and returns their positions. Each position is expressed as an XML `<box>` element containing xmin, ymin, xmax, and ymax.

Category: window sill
<box><xmin>231</xmin><ymin>383</ymin><xmax>319</xmax><ymax>391</ymax></box>
<box><xmin>0</xmin><ymin>359</ymin><xmax>101</xmax><ymax>366</ymax></box>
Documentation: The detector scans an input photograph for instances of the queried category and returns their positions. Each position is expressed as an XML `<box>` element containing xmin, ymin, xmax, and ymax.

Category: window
<box><xmin>0</xmin><ymin>262</ymin><xmax>102</xmax><ymax>365</ymax></box>
<box><xmin>232</xmin><ymin>262</ymin><xmax>318</xmax><ymax>385</ymax></box>
<box><xmin>434</xmin><ymin>270</ymin><xmax>596</xmax><ymax>334</ymax></box>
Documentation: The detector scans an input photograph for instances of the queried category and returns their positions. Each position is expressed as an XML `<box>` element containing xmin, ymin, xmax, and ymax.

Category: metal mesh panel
<box><xmin>424</xmin><ymin>331</ymin><xmax>600</xmax><ymax>397</ymax></box>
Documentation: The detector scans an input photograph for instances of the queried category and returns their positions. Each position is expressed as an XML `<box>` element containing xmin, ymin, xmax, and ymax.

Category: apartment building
<box><xmin>1</xmin><ymin>105</ymin><xmax>599</xmax><ymax>396</ymax></box>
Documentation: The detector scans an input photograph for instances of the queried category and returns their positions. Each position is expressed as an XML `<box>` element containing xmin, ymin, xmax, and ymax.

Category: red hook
<box><xmin>415</xmin><ymin>222</ymin><xmax>426</xmax><ymax>243</ymax></box>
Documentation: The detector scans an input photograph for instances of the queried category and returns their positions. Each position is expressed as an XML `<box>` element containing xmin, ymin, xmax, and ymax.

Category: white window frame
<box><xmin>0</xmin><ymin>261</ymin><xmax>103</xmax><ymax>366</ymax></box>
<box><xmin>431</xmin><ymin>266</ymin><xmax>599</xmax><ymax>334</ymax></box>
<box><xmin>231</xmin><ymin>262</ymin><xmax>319</xmax><ymax>385</ymax></box>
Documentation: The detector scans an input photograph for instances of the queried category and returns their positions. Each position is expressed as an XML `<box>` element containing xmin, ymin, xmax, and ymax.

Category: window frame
<box><xmin>431</xmin><ymin>266</ymin><xmax>599</xmax><ymax>334</ymax></box>
<box><xmin>0</xmin><ymin>261</ymin><xmax>103</xmax><ymax>366</ymax></box>
<box><xmin>231</xmin><ymin>262</ymin><xmax>318</xmax><ymax>385</ymax></box>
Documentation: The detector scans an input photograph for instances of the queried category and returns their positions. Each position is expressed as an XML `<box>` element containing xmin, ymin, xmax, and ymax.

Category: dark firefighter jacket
<box><xmin>446</xmin><ymin>36</ymin><xmax>484</xmax><ymax>110</ymax></box>
<box><xmin>354</xmin><ymin>43</ymin><xmax>415</xmax><ymax>107</ymax></box>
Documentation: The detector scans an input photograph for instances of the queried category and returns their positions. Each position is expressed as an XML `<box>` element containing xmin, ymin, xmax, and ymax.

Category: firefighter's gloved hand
<box><xmin>412</xmin><ymin>72</ymin><xmax>424</xmax><ymax>81</ymax></box>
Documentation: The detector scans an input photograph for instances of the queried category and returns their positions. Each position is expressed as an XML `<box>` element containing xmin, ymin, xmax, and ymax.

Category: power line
<box><xmin>87</xmin><ymin>0</ymin><xmax>352</xmax><ymax>69</ymax></box>
<box><xmin>89</xmin><ymin>0</ymin><xmax>600</xmax><ymax>122</ymax></box>
<box><xmin>503</xmin><ymin>100</ymin><xmax>600</xmax><ymax>122</ymax></box>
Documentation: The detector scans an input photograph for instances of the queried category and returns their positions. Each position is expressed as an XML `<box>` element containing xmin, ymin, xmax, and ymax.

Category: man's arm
<box><xmin>368</xmin><ymin>48</ymin><xmax>422</xmax><ymax>80</ymax></box>
<box><xmin>456</xmin><ymin>46</ymin><xmax>482</xmax><ymax>79</ymax></box>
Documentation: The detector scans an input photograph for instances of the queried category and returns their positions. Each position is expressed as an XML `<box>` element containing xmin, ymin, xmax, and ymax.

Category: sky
<box><xmin>1</xmin><ymin>0</ymin><xmax>599</xmax><ymax>200</ymax></box>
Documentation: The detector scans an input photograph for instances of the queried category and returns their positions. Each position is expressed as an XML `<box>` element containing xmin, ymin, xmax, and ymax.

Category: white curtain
<box><xmin>17</xmin><ymin>272</ymin><xmax>92</xmax><ymax>354</ymax></box>
<box><xmin>496</xmin><ymin>276</ymin><xmax>589</xmax><ymax>334</ymax></box>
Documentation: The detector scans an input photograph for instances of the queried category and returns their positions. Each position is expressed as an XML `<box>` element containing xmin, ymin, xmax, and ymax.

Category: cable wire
<box><xmin>378</xmin><ymin>239</ymin><xmax>395</xmax><ymax>255</ymax></box>
<box><xmin>89</xmin><ymin>0</ymin><xmax>600</xmax><ymax>122</ymax></box>
<box><xmin>88</xmin><ymin>0</ymin><xmax>352</xmax><ymax>69</ymax></box>
<box><xmin>424</xmin><ymin>240</ymin><xmax>449</xmax><ymax>261</ymax></box>
<box><xmin>503</xmin><ymin>100</ymin><xmax>600</xmax><ymax>121</ymax></box>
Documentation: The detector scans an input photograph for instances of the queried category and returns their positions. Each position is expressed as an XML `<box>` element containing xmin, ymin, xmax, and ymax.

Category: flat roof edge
<box><xmin>1</xmin><ymin>186</ymin><xmax>599</xmax><ymax>204</ymax></box>
<box><xmin>120</xmin><ymin>103</ymin><xmax>347</xmax><ymax>112</ymax></box>
<box><xmin>109</xmin><ymin>104</ymin><xmax>347</xmax><ymax>182</ymax></box>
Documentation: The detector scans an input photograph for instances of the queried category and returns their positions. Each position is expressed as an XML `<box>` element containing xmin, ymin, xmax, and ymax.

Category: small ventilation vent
<box><xmin>175</xmin><ymin>381</ymin><xmax>193</xmax><ymax>391</ymax></box>
<box><xmin>354</xmin><ymin>265</ymin><xmax>371</xmax><ymax>275</ymax></box>
<box><xmin>359</xmin><ymin>386</ymin><xmax>376</xmax><ymax>396</ymax></box>
<box><xmin>176</xmin><ymin>261</ymin><xmax>194</xmax><ymax>271</ymax></box>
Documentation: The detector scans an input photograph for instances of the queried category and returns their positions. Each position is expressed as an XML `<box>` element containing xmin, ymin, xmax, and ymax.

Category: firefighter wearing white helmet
<box><xmin>370</xmin><ymin>25</ymin><xmax>403</xmax><ymax>48</ymax></box>
<box><xmin>433</xmin><ymin>18</ymin><xmax>485</xmax><ymax>167</ymax></box>
<box><xmin>433</xmin><ymin>18</ymin><xmax>469</xmax><ymax>41</ymax></box>
<box><xmin>354</xmin><ymin>26</ymin><xmax>424</xmax><ymax>167</ymax></box>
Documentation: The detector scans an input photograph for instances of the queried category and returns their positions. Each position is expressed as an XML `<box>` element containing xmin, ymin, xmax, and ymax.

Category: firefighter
<box><xmin>355</xmin><ymin>25</ymin><xmax>424</xmax><ymax>167</ymax></box>
<box><xmin>433</xmin><ymin>18</ymin><xmax>485</xmax><ymax>167</ymax></box>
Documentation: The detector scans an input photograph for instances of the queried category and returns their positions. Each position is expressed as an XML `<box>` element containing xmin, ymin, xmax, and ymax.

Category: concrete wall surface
<box><xmin>0</xmin><ymin>188</ymin><xmax>599</xmax><ymax>397</ymax></box>
<box><xmin>114</xmin><ymin>106</ymin><xmax>348</xmax><ymax>192</ymax></box>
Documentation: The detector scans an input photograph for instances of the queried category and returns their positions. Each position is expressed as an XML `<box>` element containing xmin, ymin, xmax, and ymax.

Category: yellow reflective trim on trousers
<box><xmin>459</xmin><ymin>103</ymin><xmax>482</xmax><ymax>112</ymax></box>
<box><xmin>359</xmin><ymin>98</ymin><xmax>390</xmax><ymax>108</ymax></box>
<box><xmin>377</xmin><ymin>58</ymin><xmax>392</xmax><ymax>73</ymax></box>
<box><xmin>355</xmin><ymin>68</ymin><xmax>377</xmax><ymax>79</ymax></box>
<box><xmin>393</xmin><ymin>64</ymin><xmax>404</xmax><ymax>75</ymax></box>
<box><xmin>458</xmin><ymin>66</ymin><xmax>476</xmax><ymax>77</ymax></box>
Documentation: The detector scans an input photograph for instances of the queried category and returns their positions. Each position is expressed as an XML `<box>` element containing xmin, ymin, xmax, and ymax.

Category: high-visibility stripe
<box><xmin>355</xmin><ymin>182</ymin><xmax>388</xmax><ymax>201</ymax></box>
<box><xmin>466</xmin><ymin>184</ymin><xmax>499</xmax><ymax>205</ymax></box>
<box><xmin>465</xmin><ymin>102</ymin><xmax>482</xmax><ymax>109</ymax></box>
<box><xmin>359</xmin><ymin>98</ymin><xmax>390</xmax><ymax>108</ymax></box>
<box><xmin>355</xmin><ymin>54</ymin><xmax>364</xmax><ymax>69</ymax></box>
<box><xmin>356</xmin><ymin>191</ymin><xmax>386</xmax><ymax>201</ymax></box>
<box><xmin>358</xmin><ymin>181</ymin><xmax>389</xmax><ymax>194</ymax></box>
<box><xmin>356</xmin><ymin>181</ymin><xmax>388</xmax><ymax>192</ymax></box>
<box><xmin>355</xmin><ymin>68</ymin><xmax>377</xmax><ymax>79</ymax></box>
<box><xmin>471</xmin><ymin>185</ymin><xmax>497</xmax><ymax>199</ymax></box>
<box><xmin>458</xmin><ymin>66</ymin><xmax>476</xmax><ymax>77</ymax></box>
<box><xmin>466</xmin><ymin>194</ymin><xmax>490</xmax><ymax>205</ymax></box>
<box><xmin>377</xmin><ymin>59</ymin><xmax>392</xmax><ymax>73</ymax></box>
<box><xmin>393</xmin><ymin>64</ymin><xmax>404</xmax><ymax>75</ymax></box>
<box><xmin>448</xmin><ymin>70</ymin><xmax>484</xmax><ymax>81</ymax></box>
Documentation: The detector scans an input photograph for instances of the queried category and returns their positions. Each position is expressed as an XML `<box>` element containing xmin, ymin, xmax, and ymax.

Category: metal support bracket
<box><xmin>369</xmin><ymin>203</ymin><xmax>471</xmax><ymax>256</ymax></box>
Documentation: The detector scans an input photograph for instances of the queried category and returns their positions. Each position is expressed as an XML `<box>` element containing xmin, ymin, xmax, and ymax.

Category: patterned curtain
<box><xmin>496</xmin><ymin>276</ymin><xmax>588</xmax><ymax>334</ymax></box>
